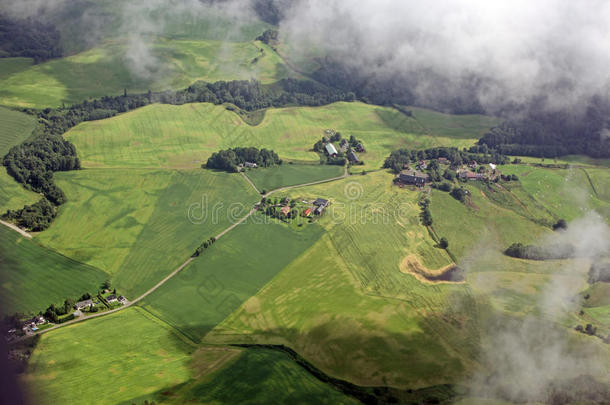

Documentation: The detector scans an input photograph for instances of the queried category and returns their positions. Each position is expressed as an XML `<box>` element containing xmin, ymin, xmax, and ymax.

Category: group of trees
<box><xmin>205</xmin><ymin>147</ymin><xmax>281</xmax><ymax>172</ymax></box>
<box><xmin>0</xmin><ymin>14</ymin><xmax>62</xmax><ymax>63</ymax></box>
<box><xmin>43</xmin><ymin>292</ymin><xmax>89</xmax><ymax>323</ymax></box>
<box><xmin>419</xmin><ymin>198</ymin><xmax>433</xmax><ymax>226</ymax></box>
<box><xmin>2</xmin><ymin>198</ymin><xmax>57</xmax><ymax>231</ymax></box>
<box><xmin>383</xmin><ymin>146</ymin><xmax>508</xmax><ymax>174</ymax></box>
<box><xmin>193</xmin><ymin>236</ymin><xmax>216</xmax><ymax>257</ymax></box>
<box><xmin>504</xmin><ymin>242</ymin><xmax>575</xmax><ymax>260</ymax></box>
<box><xmin>256</xmin><ymin>29</ymin><xmax>279</xmax><ymax>45</ymax></box>
<box><xmin>313</xmin><ymin>132</ymin><xmax>361</xmax><ymax>166</ymax></box>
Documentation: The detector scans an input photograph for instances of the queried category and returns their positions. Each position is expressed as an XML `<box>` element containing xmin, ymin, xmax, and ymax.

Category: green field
<box><xmin>23</xmin><ymin>308</ymin><xmax>194</xmax><ymax>405</ymax></box>
<box><xmin>0</xmin><ymin>107</ymin><xmax>41</xmax><ymax>213</ymax></box>
<box><xmin>0</xmin><ymin>39</ymin><xmax>291</xmax><ymax>109</ymax></box>
<box><xmin>163</xmin><ymin>346</ymin><xmax>359</xmax><ymax>405</ymax></box>
<box><xmin>65</xmin><ymin>102</ymin><xmax>497</xmax><ymax>170</ymax></box>
<box><xmin>35</xmin><ymin>169</ymin><xmax>259</xmax><ymax>298</ymax></box>
<box><xmin>244</xmin><ymin>164</ymin><xmax>344</xmax><ymax>191</ymax></box>
<box><xmin>140</xmin><ymin>216</ymin><xmax>325</xmax><ymax>342</ymax></box>
<box><xmin>205</xmin><ymin>172</ymin><xmax>481</xmax><ymax>388</ymax></box>
<box><xmin>499</xmin><ymin>164</ymin><xmax>610</xmax><ymax>222</ymax></box>
<box><xmin>0</xmin><ymin>226</ymin><xmax>107</xmax><ymax>315</ymax></box>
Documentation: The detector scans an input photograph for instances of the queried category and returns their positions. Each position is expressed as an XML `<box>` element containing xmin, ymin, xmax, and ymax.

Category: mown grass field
<box><xmin>140</xmin><ymin>216</ymin><xmax>325</xmax><ymax>342</ymax></box>
<box><xmin>65</xmin><ymin>102</ymin><xmax>496</xmax><ymax>170</ymax></box>
<box><xmin>244</xmin><ymin>163</ymin><xmax>344</xmax><ymax>191</ymax></box>
<box><xmin>0</xmin><ymin>39</ymin><xmax>291</xmax><ymax>109</ymax></box>
<box><xmin>35</xmin><ymin>169</ymin><xmax>259</xmax><ymax>299</ymax></box>
<box><xmin>206</xmin><ymin>171</ymin><xmax>482</xmax><ymax>388</ymax></box>
<box><xmin>499</xmin><ymin>164</ymin><xmax>610</xmax><ymax>222</ymax></box>
<box><xmin>0</xmin><ymin>226</ymin><xmax>107</xmax><ymax>315</ymax></box>
<box><xmin>162</xmin><ymin>346</ymin><xmax>359</xmax><ymax>405</ymax></box>
<box><xmin>0</xmin><ymin>107</ymin><xmax>40</xmax><ymax>212</ymax></box>
<box><xmin>23</xmin><ymin>307</ymin><xmax>194</xmax><ymax>405</ymax></box>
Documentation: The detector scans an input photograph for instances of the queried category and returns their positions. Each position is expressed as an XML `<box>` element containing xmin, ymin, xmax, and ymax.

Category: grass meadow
<box><xmin>35</xmin><ymin>169</ymin><xmax>259</xmax><ymax>299</ymax></box>
<box><xmin>0</xmin><ymin>107</ymin><xmax>40</xmax><ymax>212</ymax></box>
<box><xmin>23</xmin><ymin>307</ymin><xmax>195</xmax><ymax>405</ymax></box>
<box><xmin>244</xmin><ymin>163</ymin><xmax>344</xmax><ymax>191</ymax></box>
<box><xmin>0</xmin><ymin>39</ymin><xmax>291</xmax><ymax>109</ymax></box>
<box><xmin>65</xmin><ymin>102</ymin><xmax>495</xmax><ymax>170</ymax></box>
<box><xmin>163</xmin><ymin>346</ymin><xmax>359</xmax><ymax>405</ymax></box>
<box><xmin>0</xmin><ymin>226</ymin><xmax>107</xmax><ymax>315</ymax></box>
<box><xmin>206</xmin><ymin>171</ymin><xmax>482</xmax><ymax>388</ymax></box>
<box><xmin>139</xmin><ymin>216</ymin><xmax>325</xmax><ymax>342</ymax></box>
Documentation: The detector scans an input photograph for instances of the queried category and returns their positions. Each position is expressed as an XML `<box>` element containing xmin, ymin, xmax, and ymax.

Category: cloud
<box><xmin>278</xmin><ymin>0</ymin><xmax>610</xmax><ymax>112</ymax></box>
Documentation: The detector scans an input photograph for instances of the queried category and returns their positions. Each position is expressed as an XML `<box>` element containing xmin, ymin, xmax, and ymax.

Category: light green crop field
<box><xmin>206</xmin><ymin>171</ymin><xmax>482</xmax><ymax>388</ymax></box>
<box><xmin>0</xmin><ymin>39</ymin><xmax>292</xmax><ymax>109</ymax></box>
<box><xmin>35</xmin><ymin>169</ymin><xmax>259</xmax><ymax>298</ymax></box>
<box><xmin>140</xmin><ymin>216</ymin><xmax>324</xmax><ymax>342</ymax></box>
<box><xmin>65</xmin><ymin>102</ymin><xmax>495</xmax><ymax>170</ymax></box>
<box><xmin>0</xmin><ymin>58</ymin><xmax>34</xmax><ymax>79</ymax></box>
<box><xmin>0</xmin><ymin>226</ymin><xmax>107</xmax><ymax>315</ymax></box>
<box><xmin>162</xmin><ymin>346</ymin><xmax>359</xmax><ymax>405</ymax></box>
<box><xmin>244</xmin><ymin>164</ymin><xmax>344</xmax><ymax>191</ymax></box>
<box><xmin>499</xmin><ymin>164</ymin><xmax>610</xmax><ymax>222</ymax></box>
<box><xmin>23</xmin><ymin>307</ymin><xmax>194</xmax><ymax>405</ymax></box>
<box><xmin>0</xmin><ymin>107</ymin><xmax>40</xmax><ymax>212</ymax></box>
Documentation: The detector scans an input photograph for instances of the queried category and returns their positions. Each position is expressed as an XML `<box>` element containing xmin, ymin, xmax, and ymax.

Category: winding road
<box><xmin>9</xmin><ymin>168</ymin><xmax>351</xmax><ymax>342</ymax></box>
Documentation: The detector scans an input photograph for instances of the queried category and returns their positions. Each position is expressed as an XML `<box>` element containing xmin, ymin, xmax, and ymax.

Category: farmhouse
<box><xmin>106</xmin><ymin>294</ymin><xmax>118</xmax><ymax>303</ymax></box>
<box><xmin>459</xmin><ymin>170</ymin><xmax>485</xmax><ymax>180</ymax></box>
<box><xmin>398</xmin><ymin>170</ymin><xmax>430</xmax><ymax>186</ymax></box>
<box><xmin>74</xmin><ymin>299</ymin><xmax>94</xmax><ymax>310</ymax></box>
<box><xmin>118</xmin><ymin>296</ymin><xmax>127</xmax><ymax>303</ymax></box>
<box><xmin>347</xmin><ymin>150</ymin><xmax>360</xmax><ymax>163</ymax></box>
<box><xmin>355</xmin><ymin>143</ymin><xmax>365</xmax><ymax>152</ymax></box>
<box><xmin>244</xmin><ymin>162</ymin><xmax>258</xmax><ymax>168</ymax></box>
<box><xmin>314</xmin><ymin>198</ymin><xmax>329</xmax><ymax>207</ymax></box>
<box><xmin>325</xmin><ymin>143</ymin><xmax>338</xmax><ymax>157</ymax></box>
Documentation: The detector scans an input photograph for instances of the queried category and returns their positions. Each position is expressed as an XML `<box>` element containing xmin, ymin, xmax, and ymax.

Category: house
<box><xmin>355</xmin><ymin>143</ymin><xmax>365</xmax><ymax>152</ymax></box>
<box><xmin>347</xmin><ymin>150</ymin><xmax>360</xmax><ymax>163</ymax></box>
<box><xmin>106</xmin><ymin>294</ymin><xmax>118</xmax><ymax>303</ymax></box>
<box><xmin>416</xmin><ymin>160</ymin><xmax>428</xmax><ymax>170</ymax></box>
<box><xmin>244</xmin><ymin>162</ymin><xmax>257</xmax><ymax>168</ymax></box>
<box><xmin>403</xmin><ymin>163</ymin><xmax>410</xmax><ymax>170</ymax></box>
<box><xmin>118</xmin><ymin>296</ymin><xmax>127</xmax><ymax>303</ymax></box>
<box><xmin>280</xmin><ymin>205</ymin><xmax>291</xmax><ymax>216</ymax></box>
<box><xmin>314</xmin><ymin>205</ymin><xmax>326</xmax><ymax>215</ymax></box>
<box><xmin>302</xmin><ymin>208</ymin><xmax>312</xmax><ymax>217</ymax></box>
<box><xmin>74</xmin><ymin>299</ymin><xmax>94</xmax><ymax>310</ymax></box>
<box><xmin>459</xmin><ymin>170</ymin><xmax>481</xmax><ymax>180</ymax></box>
<box><xmin>314</xmin><ymin>198</ymin><xmax>329</xmax><ymax>207</ymax></box>
<box><xmin>398</xmin><ymin>170</ymin><xmax>430</xmax><ymax>186</ymax></box>
<box><xmin>489</xmin><ymin>163</ymin><xmax>497</xmax><ymax>170</ymax></box>
<box><xmin>325</xmin><ymin>143</ymin><xmax>338</xmax><ymax>157</ymax></box>
<box><xmin>438</xmin><ymin>157</ymin><xmax>450</xmax><ymax>164</ymax></box>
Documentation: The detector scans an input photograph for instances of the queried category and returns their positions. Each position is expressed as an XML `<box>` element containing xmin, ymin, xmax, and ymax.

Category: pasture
<box><xmin>139</xmin><ymin>215</ymin><xmax>325</xmax><ymax>342</ymax></box>
<box><xmin>23</xmin><ymin>307</ymin><xmax>194</xmax><ymax>405</ymax></box>
<box><xmin>163</xmin><ymin>346</ymin><xmax>359</xmax><ymax>405</ymax></box>
<box><xmin>0</xmin><ymin>167</ymin><xmax>39</xmax><ymax>214</ymax></box>
<box><xmin>65</xmin><ymin>102</ymin><xmax>495</xmax><ymax>170</ymax></box>
<box><xmin>244</xmin><ymin>163</ymin><xmax>344</xmax><ymax>191</ymax></box>
<box><xmin>35</xmin><ymin>169</ymin><xmax>259</xmax><ymax>298</ymax></box>
<box><xmin>0</xmin><ymin>39</ymin><xmax>291</xmax><ymax>109</ymax></box>
<box><xmin>0</xmin><ymin>226</ymin><xmax>107</xmax><ymax>315</ymax></box>
<box><xmin>206</xmin><ymin>171</ymin><xmax>482</xmax><ymax>388</ymax></box>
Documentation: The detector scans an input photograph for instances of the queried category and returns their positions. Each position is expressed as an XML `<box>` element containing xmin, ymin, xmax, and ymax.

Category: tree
<box><xmin>553</xmin><ymin>219</ymin><xmax>567</xmax><ymax>231</ymax></box>
<box><xmin>439</xmin><ymin>237</ymin><xmax>449</xmax><ymax>249</ymax></box>
<box><xmin>102</xmin><ymin>280</ymin><xmax>111</xmax><ymax>290</ymax></box>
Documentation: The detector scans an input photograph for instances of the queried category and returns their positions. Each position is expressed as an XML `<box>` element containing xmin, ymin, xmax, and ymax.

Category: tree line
<box><xmin>205</xmin><ymin>147</ymin><xmax>281</xmax><ymax>172</ymax></box>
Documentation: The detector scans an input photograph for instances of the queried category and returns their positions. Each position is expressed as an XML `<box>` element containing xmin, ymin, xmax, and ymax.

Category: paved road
<box><xmin>11</xmin><ymin>170</ymin><xmax>351</xmax><ymax>342</ymax></box>
<box><xmin>0</xmin><ymin>219</ymin><xmax>32</xmax><ymax>239</ymax></box>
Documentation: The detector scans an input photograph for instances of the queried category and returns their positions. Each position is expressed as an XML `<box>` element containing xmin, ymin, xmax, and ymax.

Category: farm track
<box><xmin>12</xmin><ymin>169</ymin><xmax>350</xmax><ymax>342</ymax></box>
<box><xmin>0</xmin><ymin>219</ymin><xmax>32</xmax><ymax>238</ymax></box>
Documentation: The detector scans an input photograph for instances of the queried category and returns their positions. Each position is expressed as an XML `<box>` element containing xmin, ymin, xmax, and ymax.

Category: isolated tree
<box><xmin>553</xmin><ymin>219</ymin><xmax>568</xmax><ymax>231</ymax></box>
<box><xmin>439</xmin><ymin>237</ymin><xmax>449</xmax><ymax>249</ymax></box>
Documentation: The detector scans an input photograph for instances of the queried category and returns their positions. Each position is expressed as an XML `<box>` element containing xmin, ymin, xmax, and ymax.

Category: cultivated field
<box><xmin>35</xmin><ymin>169</ymin><xmax>259</xmax><ymax>298</ymax></box>
<box><xmin>23</xmin><ymin>308</ymin><xmax>194</xmax><ymax>405</ymax></box>
<box><xmin>65</xmin><ymin>102</ymin><xmax>496</xmax><ymax>170</ymax></box>
<box><xmin>0</xmin><ymin>226</ymin><xmax>107</xmax><ymax>315</ymax></box>
<box><xmin>140</xmin><ymin>216</ymin><xmax>325</xmax><ymax>342</ymax></box>
<box><xmin>244</xmin><ymin>163</ymin><xmax>344</xmax><ymax>191</ymax></box>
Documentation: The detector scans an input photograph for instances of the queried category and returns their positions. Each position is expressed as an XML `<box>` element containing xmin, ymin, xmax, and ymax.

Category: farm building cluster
<box><xmin>396</xmin><ymin>157</ymin><xmax>501</xmax><ymax>187</ymax></box>
<box><xmin>258</xmin><ymin>196</ymin><xmax>330</xmax><ymax>222</ymax></box>
<box><xmin>314</xmin><ymin>129</ymin><xmax>365</xmax><ymax>165</ymax></box>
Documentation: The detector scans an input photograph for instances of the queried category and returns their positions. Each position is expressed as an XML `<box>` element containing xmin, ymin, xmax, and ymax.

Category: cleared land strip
<box><xmin>0</xmin><ymin>219</ymin><xmax>32</xmax><ymax>239</ymax></box>
<box><xmin>12</xmin><ymin>170</ymin><xmax>351</xmax><ymax>341</ymax></box>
